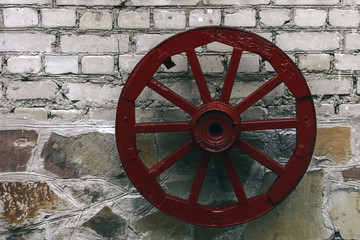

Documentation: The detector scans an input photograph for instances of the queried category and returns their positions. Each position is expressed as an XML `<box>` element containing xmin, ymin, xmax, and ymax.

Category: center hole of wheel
<box><xmin>209</xmin><ymin>123</ymin><xmax>223</xmax><ymax>136</ymax></box>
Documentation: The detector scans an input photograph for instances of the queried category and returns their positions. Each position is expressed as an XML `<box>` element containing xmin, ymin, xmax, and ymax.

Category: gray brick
<box><xmin>45</xmin><ymin>56</ymin><xmax>78</xmax><ymax>74</ymax></box>
<box><xmin>82</xmin><ymin>56</ymin><xmax>115</xmax><ymax>74</ymax></box>
<box><xmin>6</xmin><ymin>56</ymin><xmax>41</xmax><ymax>74</ymax></box>
<box><xmin>0</xmin><ymin>0</ymin><xmax>50</xmax><ymax>4</ymax></box>
<box><xmin>51</xmin><ymin>109</ymin><xmax>85</xmax><ymax>120</ymax></box>
<box><xmin>0</xmin><ymin>33</ymin><xmax>55</xmax><ymax>52</ymax></box>
<box><xmin>130</xmin><ymin>0</ymin><xmax>199</xmax><ymax>6</ymax></box>
<box><xmin>80</xmin><ymin>10</ymin><xmax>113</xmax><ymax>30</ymax></box>
<box><xmin>224</xmin><ymin>9</ymin><xmax>256</xmax><ymax>27</ymax></box>
<box><xmin>89</xmin><ymin>108</ymin><xmax>116</xmax><ymax>121</ymax></box>
<box><xmin>3</xmin><ymin>8</ymin><xmax>38</xmax><ymax>28</ymax></box>
<box><xmin>307</xmin><ymin>75</ymin><xmax>352</xmax><ymax>95</ymax></box>
<box><xmin>344</xmin><ymin>0</ymin><xmax>360</xmax><ymax>4</ymax></box>
<box><xmin>294</xmin><ymin>9</ymin><xmax>327</xmax><ymax>27</ymax></box>
<box><xmin>345</xmin><ymin>33</ymin><xmax>360</xmax><ymax>50</ymax></box>
<box><xmin>118</xmin><ymin>54</ymin><xmax>144</xmax><ymax>74</ymax></box>
<box><xmin>189</xmin><ymin>9</ymin><xmax>221</xmax><ymax>27</ymax></box>
<box><xmin>60</xmin><ymin>34</ymin><xmax>128</xmax><ymax>53</ymax></box>
<box><xmin>14</xmin><ymin>107</ymin><xmax>47</xmax><ymax>121</ymax></box>
<box><xmin>316</xmin><ymin>104</ymin><xmax>335</xmax><ymax>116</ymax></box>
<box><xmin>7</xmin><ymin>81</ymin><xmax>57</xmax><ymax>100</ymax></box>
<box><xmin>135</xmin><ymin>34</ymin><xmax>172</xmax><ymax>53</ymax></box>
<box><xmin>41</xmin><ymin>9</ymin><xmax>76</xmax><ymax>27</ymax></box>
<box><xmin>339</xmin><ymin>104</ymin><xmax>360</xmax><ymax>117</ymax></box>
<box><xmin>334</xmin><ymin>54</ymin><xmax>360</xmax><ymax>71</ymax></box>
<box><xmin>329</xmin><ymin>9</ymin><xmax>360</xmax><ymax>27</ymax></box>
<box><xmin>198</xmin><ymin>55</ymin><xmax>224</xmax><ymax>73</ymax></box>
<box><xmin>238</xmin><ymin>54</ymin><xmax>260</xmax><ymax>72</ymax></box>
<box><xmin>65</xmin><ymin>83</ymin><xmax>122</xmax><ymax>101</ymax></box>
<box><xmin>298</xmin><ymin>54</ymin><xmax>331</xmax><ymax>71</ymax></box>
<box><xmin>274</xmin><ymin>0</ymin><xmax>339</xmax><ymax>4</ymax></box>
<box><xmin>276</xmin><ymin>32</ymin><xmax>340</xmax><ymax>51</ymax></box>
<box><xmin>57</xmin><ymin>0</ymin><xmax>124</xmax><ymax>5</ymax></box>
<box><xmin>206</xmin><ymin>0</ymin><xmax>270</xmax><ymax>4</ymax></box>
<box><xmin>260</xmin><ymin>9</ymin><xmax>291</xmax><ymax>27</ymax></box>
<box><xmin>153</xmin><ymin>9</ymin><xmax>186</xmax><ymax>29</ymax></box>
<box><xmin>118</xmin><ymin>9</ymin><xmax>150</xmax><ymax>29</ymax></box>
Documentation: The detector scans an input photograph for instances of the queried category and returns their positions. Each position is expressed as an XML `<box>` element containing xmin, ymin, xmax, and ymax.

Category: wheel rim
<box><xmin>116</xmin><ymin>26</ymin><xmax>316</xmax><ymax>227</ymax></box>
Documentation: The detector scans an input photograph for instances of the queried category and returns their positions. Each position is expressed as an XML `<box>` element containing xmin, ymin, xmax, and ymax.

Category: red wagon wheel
<box><xmin>116</xmin><ymin>26</ymin><xmax>316</xmax><ymax>227</ymax></box>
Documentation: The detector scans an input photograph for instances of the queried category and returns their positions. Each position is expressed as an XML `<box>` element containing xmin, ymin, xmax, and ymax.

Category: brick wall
<box><xmin>0</xmin><ymin>0</ymin><xmax>360</xmax><ymax>239</ymax></box>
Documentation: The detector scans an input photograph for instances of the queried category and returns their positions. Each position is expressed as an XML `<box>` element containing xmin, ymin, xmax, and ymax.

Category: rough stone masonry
<box><xmin>0</xmin><ymin>0</ymin><xmax>360</xmax><ymax>239</ymax></box>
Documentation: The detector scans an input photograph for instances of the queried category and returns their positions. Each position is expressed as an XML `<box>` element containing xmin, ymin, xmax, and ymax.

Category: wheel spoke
<box><xmin>222</xmin><ymin>151</ymin><xmax>248</xmax><ymax>204</ymax></box>
<box><xmin>188</xmin><ymin>151</ymin><xmax>211</xmax><ymax>205</ymax></box>
<box><xmin>135</xmin><ymin>122</ymin><xmax>190</xmax><ymax>133</ymax></box>
<box><xmin>148</xmin><ymin>78</ymin><xmax>197</xmax><ymax>115</ymax></box>
<box><xmin>186</xmin><ymin>49</ymin><xmax>212</xmax><ymax>104</ymax></box>
<box><xmin>241</xmin><ymin>119</ymin><xmax>298</xmax><ymax>131</ymax></box>
<box><xmin>148</xmin><ymin>140</ymin><xmax>195</xmax><ymax>179</ymax></box>
<box><xmin>235</xmin><ymin>75</ymin><xmax>283</xmax><ymax>115</ymax></box>
<box><xmin>236</xmin><ymin>139</ymin><xmax>286</xmax><ymax>176</ymax></box>
<box><xmin>220</xmin><ymin>48</ymin><xmax>243</xmax><ymax>103</ymax></box>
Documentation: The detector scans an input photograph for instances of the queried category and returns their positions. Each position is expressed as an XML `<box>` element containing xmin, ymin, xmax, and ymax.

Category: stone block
<box><xmin>294</xmin><ymin>9</ymin><xmax>327</xmax><ymax>27</ymax></box>
<box><xmin>259</xmin><ymin>8</ymin><xmax>291</xmax><ymax>27</ymax></box>
<box><xmin>41</xmin><ymin>9</ymin><xmax>76</xmax><ymax>27</ymax></box>
<box><xmin>0</xmin><ymin>181</ymin><xmax>66</xmax><ymax>225</ymax></box>
<box><xmin>341</xmin><ymin>167</ymin><xmax>360</xmax><ymax>181</ymax></box>
<box><xmin>0</xmin><ymin>0</ymin><xmax>50</xmax><ymax>3</ymax></box>
<box><xmin>82</xmin><ymin>56</ymin><xmax>115</xmax><ymax>74</ymax></box>
<box><xmin>118</xmin><ymin>54</ymin><xmax>144</xmax><ymax>73</ymax></box>
<box><xmin>45</xmin><ymin>56</ymin><xmax>78</xmax><ymax>74</ymax></box>
<box><xmin>224</xmin><ymin>9</ymin><xmax>256</xmax><ymax>27</ymax></box>
<box><xmin>3</xmin><ymin>8</ymin><xmax>38</xmax><ymax>28</ymax></box>
<box><xmin>206</xmin><ymin>42</ymin><xmax>233</xmax><ymax>52</ymax></box>
<box><xmin>316</xmin><ymin>104</ymin><xmax>335</xmax><ymax>116</ymax></box>
<box><xmin>50</xmin><ymin>109</ymin><xmax>85</xmax><ymax>120</ymax></box>
<box><xmin>7</xmin><ymin>81</ymin><xmax>57</xmax><ymax>100</ymax></box>
<box><xmin>0</xmin><ymin>130</ymin><xmax>37</xmax><ymax>172</ymax></box>
<box><xmin>344</xmin><ymin>0</ymin><xmax>360</xmax><ymax>4</ymax></box>
<box><xmin>135</xmin><ymin>34</ymin><xmax>172</xmax><ymax>53</ymax></box>
<box><xmin>57</xmin><ymin>0</ymin><xmax>124</xmax><ymax>5</ymax></box>
<box><xmin>41</xmin><ymin>132</ymin><xmax>121</xmax><ymax>178</ymax></box>
<box><xmin>334</xmin><ymin>54</ymin><xmax>360</xmax><ymax>71</ymax></box>
<box><xmin>329</xmin><ymin>190</ymin><xmax>360</xmax><ymax>239</ymax></box>
<box><xmin>189</xmin><ymin>9</ymin><xmax>221</xmax><ymax>27</ymax></box>
<box><xmin>298</xmin><ymin>54</ymin><xmax>331</xmax><ymax>71</ymax></box>
<box><xmin>60</xmin><ymin>34</ymin><xmax>128</xmax><ymax>53</ymax></box>
<box><xmin>243</xmin><ymin>171</ymin><xmax>331</xmax><ymax>240</ymax></box>
<box><xmin>130</xmin><ymin>0</ymin><xmax>199</xmax><ymax>5</ymax></box>
<box><xmin>306</xmin><ymin>75</ymin><xmax>352</xmax><ymax>95</ymax></box>
<box><xmin>345</xmin><ymin>33</ymin><xmax>360</xmax><ymax>50</ymax></box>
<box><xmin>117</xmin><ymin>9</ymin><xmax>150</xmax><ymax>29</ymax></box>
<box><xmin>206</xmin><ymin>0</ymin><xmax>270</xmax><ymax>4</ymax></box>
<box><xmin>274</xmin><ymin>0</ymin><xmax>339</xmax><ymax>4</ymax></box>
<box><xmin>80</xmin><ymin>10</ymin><xmax>113</xmax><ymax>30</ymax></box>
<box><xmin>14</xmin><ymin>107</ymin><xmax>48</xmax><ymax>120</ymax></box>
<box><xmin>329</xmin><ymin>9</ymin><xmax>360</xmax><ymax>27</ymax></box>
<box><xmin>88</xmin><ymin>108</ymin><xmax>116</xmax><ymax>121</ymax></box>
<box><xmin>153</xmin><ymin>9</ymin><xmax>186</xmax><ymax>29</ymax></box>
<box><xmin>6</xmin><ymin>56</ymin><xmax>41</xmax><ymax>74</ymax></box>
<box><xmin>314</xmin><ymin>126</ymin><xmax>351</xmax><ymax>164</ymax></box>
<box><xmin>237</xmin><ymin>54</ymin><xmax>260</xmax><ymax>72</ymax></box>
<box><xmin>276</xmin><ymin>32</ymin><xmax>341</xmax><ymax>51</ymax></box>
<box><xmin>65</xmin><ymin>82</ymin><xmax>121</xmax><ymax>101</ymax></box>
<box><xmin>268</xmin><ymin>105</ymin><xmax>296</xmax><ymax>119</ymax></box>
<box><xmin>198</xmin><ymin>55</ymin><xmax>224</xmax><ymax>73</ymax></box>
<box><xmin>339</xmin><ymin>104</ymin><xmax>360</xmax><ymax>116</ymax></box>
<box><xmin>0</xmin><ymin>33</ymin><xmax>55</xmax><ymax>52</ymax></box>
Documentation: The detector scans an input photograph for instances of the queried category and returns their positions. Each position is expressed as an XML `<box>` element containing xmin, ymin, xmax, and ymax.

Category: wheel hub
<box><xmin>191</xmin><ymin>102</ymin><xmax>241</xmax><ymax>152</ymax></box>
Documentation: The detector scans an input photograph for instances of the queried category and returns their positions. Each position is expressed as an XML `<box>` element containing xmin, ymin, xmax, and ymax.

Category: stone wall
<box><xmin>0</xmin><ymin>0</ymin><xmax>360</xmax><ymax>239</ymax></box>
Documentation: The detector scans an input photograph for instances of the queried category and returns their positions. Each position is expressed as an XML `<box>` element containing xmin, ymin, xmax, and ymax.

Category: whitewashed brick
<box><xmin>316</xmin><ymin>104</ymin><xmax>335</xmax><ymax>116</ymax></box>
<box><xmin>260</xmin><ymin>9</ymin><xmax>290</xmax><ymax>27</ymax></box>
<box><xmin>135</xmin><ymin>34</ymin><xmax>172</xmax><ymax>53</ymax></box>
<box><xmin>6</xmin><ymin>56</ymin><xmax>41</xmax><ymax>74</ymax></box>
<box><xmin>198</xmin><ymin>55</ymin><xmax>224</xmax><ymax>73</ymax></box>
<box><xmin>344</xmin><ymin>0</ymin><xmax>360</xmax><ymax>4</ymax></box>
<box><xmin>118</xmin><ymin>54</ymin><xmax>144</xmax><ymax>73</ymax></box>
<box><xmin>82</xmin><ymin>56</ymin><xmax>114</xmax><ymax>74</ymax></box>
<box><xmin>45</xmin><ymin>56</ymin><xmax>78</xmax><ymax>74</ymax></box>
<box><xmin>238</xmin><ymin>54</ymin><xmax>260</xmax><ymax>72</ymax></box>
<box><xmin>3</xmin><ymin>8</ymin><xmax>38</xmax><ymax>28</ymax></box>
<box><xmin>206</xmin><ymin>42</ymin><xmax>233</xmax><ymax>52</ymax></box>
<box><xmin>154</xmin><ymin>9</ymin><xmax>186</xmax><ymax>29</ymax></box>
<box><xmin>60</xmin><ymin>34</ymin><xmax>128</xmax><ymax>53</ymax></box>
<box><xmin>189</xmin><ymin>9</ymin><xmax>221</xmax><ymax>27</ymax></box>
<box><xmin>339</xmin><ymin>104</ymin><xmax>360</xmax><ymax>116</ymax></box>
<box><xmin>275</xmin><ymin>0</ymin><xmax>339</xmax><ymax>5</ymax></box>
<box><xmin>231</xmin><ymin>81</ymin><xmax>283</xmax><ymax>98</ymax></box>
<box><xmin>65</xmin><ymin>83</ymin><xmax>121</xmax><ymax>101</ymax></box>
<box><xmin>162</xmin><ymin>55</ymin><xmax>188</xmax><ymax>73</ymax></box>
<box><xmin>80</xmin><ymin>10</ymin><xmax>113</xmax><ymax>30</ymax></box>
<box><xmin>41</xmin><ymin>9</ymin><xmax>76</xmax><ymax>27</ymax></box>
<box><xmin>307</xmin><ymin>76</ymin><xmax>352</xmax><ymax>95</ymax></box>
<box><xmin>118</xmin><ymin>9</ymin><xmax>150</xmax><ymax>29</ymax></box>
<box><xmin>89</xmin><ymin>108</ymin><xmax>116</xmax><ymax>121</ymax></box>
<box><xmin>51</xmin><ymin>109</ymin><xmax>85</xmax><ymax>120</ymax></box>
<box><xmin>14</xmin><ymin>107</ymin><xmax>47</xmax><ymax>121</ymax></box>
<box><xmin>345</xmin><ymin>33</ymin><xmax>360</xmax><ymax>50</ymax></box>
<box><xmin>0</xmin><ymin>33</ymin><xmax>55</xmax><ymax>52</ymax></box>
<box><xmin>224</xmin><ymin>9</ymin><xmax>256</xmax><ymax>27</ymax></box>
<box><xmin>57</xmin><ymin>0</ymin><xmax>124</xmax><ymax>5</ymax></box>
<box><xmin>207</xmin><ymin>0</ymin><xmax>270</xmax><ymax>4</ymax></box>
<box><xmin>329</xmin><ymin>9</ymin><xmax>360</xmax><ymax>28</ymax></box>
<box><xmin>299</xmin><ymin>54</ymin><xmax>331</xmax><ymax>71</ymax></box>
<box><xmin>0</xmin><ymin>0</ymin><xmax>50</xmax><ymax>4</ymax></box>
<box><xmin>130</xmin><ymin>0</ymin><xmax>199</xmax><ymax>6</ymax></box>
<box><xmin>276</xmin><ymin>32</ymin><xmax>341</xmax><ymax>51</ymax></box>
<box><xmin>335</xmin><ymin>54</ymin><xmax>360</xmax><ymax>71</ymax></box>
<box><xmin>356</xmin><ymin>78</ymin><xmax>360</xmax><ymax>94</ymax></box>
<box><xmin>294</xmin><ymin>9</ymin><xmax>327</xmax><ymax>27</ymax></box>
<box><xmin>7</xmin><ymin>81</ymin><xmax>57</xmax><ymax>100</ymax></box>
